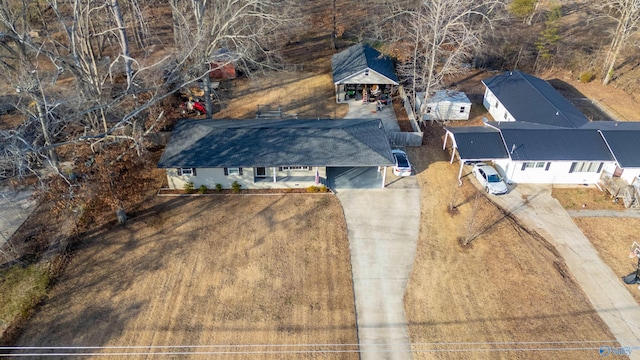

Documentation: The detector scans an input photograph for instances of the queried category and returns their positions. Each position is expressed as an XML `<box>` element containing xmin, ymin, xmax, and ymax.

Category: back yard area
<box><xmin>10</xmin><ymin>195</ymin><xmax>357</xmax><ymax>358</ymax></box>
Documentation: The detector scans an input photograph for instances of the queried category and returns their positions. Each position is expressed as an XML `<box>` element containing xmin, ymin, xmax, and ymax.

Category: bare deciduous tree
<box><xmin>382</xmin><ymin>0</ymin><xmax>505</xmax><ymax>123</ymax></box>
<box><xmin>600</xmin><ymin>0</ymin><xmax>640</xmax><ymax>85</ymax></box>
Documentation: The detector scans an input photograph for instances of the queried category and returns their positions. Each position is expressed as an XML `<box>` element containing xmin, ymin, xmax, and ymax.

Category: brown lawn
<box><xmin>573</xmin><ymin>218</ymin><xmax>640</xmax><ymax>304</ymax></box>
<box><xmin>552</xmin><ymin>186</ymin><xmax>627</xmax><ymax>211</ymax></box>
<box><xmin>404</xmin><ymin>125</ymin><xmax>615</xmax><ymax>359</ymax></box>
<box><xmin>13</xmin><ymin>195</ymin><xmax>358</xmax><ymax>359</ymax></box>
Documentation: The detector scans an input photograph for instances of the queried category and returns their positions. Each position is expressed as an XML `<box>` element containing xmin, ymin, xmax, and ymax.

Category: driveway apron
<box><xmin>337</xmin><ymin>185</ymin><xmax>420</xmax><ymax>360</ymax></box>
<box><xmin>490</xmin><ymin>184</ymin><xmax>640</xmax><ymax>360</ymax></box>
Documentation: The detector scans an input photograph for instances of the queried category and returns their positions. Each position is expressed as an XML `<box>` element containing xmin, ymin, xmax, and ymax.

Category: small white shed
<box><xmin>416</xmin><ymin>90</ymin><xmax>471</xmax><ymax>121</ymax></box>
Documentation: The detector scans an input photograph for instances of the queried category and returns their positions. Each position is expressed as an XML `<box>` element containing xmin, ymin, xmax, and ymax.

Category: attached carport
<box><xmin>443</xmin><ymin>126</ymin><xmax>510</xmax><ymax>184</ymax></box>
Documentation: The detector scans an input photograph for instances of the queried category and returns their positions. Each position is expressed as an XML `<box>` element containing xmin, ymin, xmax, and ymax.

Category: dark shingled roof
<box><xmin>482</xmin><ymin>70</ymin><xmax>589</xmax><ymax>129</ymax></box>
<box><xmin>157</xmin><ymin>119</ymin><xmax>395</xmax><ymax>168</ymax></box>
<box><xmin>599</xmin><ymin>130</ymin><xmax>640</xmax><ymax>168</ymax></box>
<box><xmin>445</xmin><ymin>126</ymin><xmax>509</xmax><ymax>160</ymax></box>
<box><xmin>332</xmin><ymin>43</ymin><xmax>399</xmax><ymax>84</ymax></box>
<box><xmin>501</xmin><ymin>128</ymin><xmax>614</xmax><ymax>161</ymax></box>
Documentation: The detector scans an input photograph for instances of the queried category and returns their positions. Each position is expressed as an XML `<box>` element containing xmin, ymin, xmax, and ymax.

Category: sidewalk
<box><xmin>490</xmin><ymin>184</ymin><xmax>640</xmax><ymax>360</ymax></box>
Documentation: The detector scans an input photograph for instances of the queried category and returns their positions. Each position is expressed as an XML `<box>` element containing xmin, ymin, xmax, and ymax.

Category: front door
<box><xmin>256</xmin><ymin>167</ymin><xmax>267</xmax><ymax>177</ymax></box>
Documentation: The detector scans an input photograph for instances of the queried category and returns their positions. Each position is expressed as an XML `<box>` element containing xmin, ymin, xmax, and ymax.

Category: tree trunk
<box><xmin>603</xmin><ymin>36</ymin><xmax>623</xmax><ymax>85</ymax></box>
<box><xmin>35</xmin><ymin>102</ymin><xmax>59</xmax><ymax>171</ymax></box>
<box><xmin>111</xmin><ymin>0</ymin><xmax>134</xmax><ymax>90</ymax></box>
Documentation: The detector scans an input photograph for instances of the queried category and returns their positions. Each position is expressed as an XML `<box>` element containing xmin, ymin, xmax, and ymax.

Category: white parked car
<box><xmin>391</xmin><ymin>149</ymin><xmax>412</xmax><ymax>176</ymax></box>
<box><xmin>472</xmin><ymin>163</ymin><xmax>508</xmax><ymax>195</ymax></box>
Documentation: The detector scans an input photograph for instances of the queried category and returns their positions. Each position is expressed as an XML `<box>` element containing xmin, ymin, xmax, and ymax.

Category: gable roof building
<box><xmin>482</xmin><ymin>70</ymin><xmax>589</xmax><ymax>129</ymax></box>
<box><xmin>332</xmin><ymin>43</ymin><xmax>399</xmax><ymax>85</ymax></box>
<box><xmin>158</xmin><ymin>119</ymin><xmax>396</xmax><ymax>190</ymax></box>
<box><xmin>158</xmin><ymin>119</ymin><xmax>394</xmax><ymax>169</ymax></box>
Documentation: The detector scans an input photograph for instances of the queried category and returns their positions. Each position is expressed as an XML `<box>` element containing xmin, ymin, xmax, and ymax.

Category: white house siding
<box><xmin>165</xmin><ymin>167</ymin><xmax>327</xmax><ymax>190</ymax></box>
<box><xmin>494</xmin><ymin>160</ymin><xmax>613</xmax><ymax>185</ymax></box>
<box><xmin>338</xmin><ymin>69</ymin><xmax>394</xmax><ymax>85</ymax></box>
<box><xmin>416</xmin><ymin>91</ymin><xmax>471</xmax><ymax>121</ymax></box>
<box><xmin>621</xmin><ymin>168</ymin><xmax>640</xmax><ymax>184</ymax></box>
<box><xmin>483</xmin><ymin>88</ymin><xmax>515</xmax><ymax>122</ymax></box>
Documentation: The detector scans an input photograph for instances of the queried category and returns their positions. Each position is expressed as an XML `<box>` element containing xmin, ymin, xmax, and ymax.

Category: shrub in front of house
<box><xmin>231</xmin><ymin>181</ymin><xmax>242</xmax><ymax>193</ymax></box>
<box><xmin>184</xmin><ymin>182</ymin><xmax>195</xmax><ymax>193</ymax></box>
<box><xmin>215</xmin><ymin>183</ymin><xmax>222</xmax><ymax>192</ymax></box>
<box><xmin>198</xmin><ymin>185</ymin><xmax>208</xmax><ymax>194</ymax></box>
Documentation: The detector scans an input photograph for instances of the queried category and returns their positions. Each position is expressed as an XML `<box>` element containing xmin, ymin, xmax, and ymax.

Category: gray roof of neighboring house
<box><xmin>332</xmin><ymin>43</ymin><xmax>399</xmax><ymax>84</ymax></box>
<box><xmin>580</xmin><ymin>121</ymin><xmax>640</xmax><ymax>130</ymax></box>
<box><xmin>599</xmin><ymin>130</ymin><xmax>640</xmax><ymax>168</ymax></box>
<box><xmin>482</xmin><ymin>70</ymin><xmax>589</xmax><ymax>129</ymax></box>
<box><xmin>501</xmin><ymin>128</ymin><xmax>614</xmax><ymax>161</ymax></box>
<box><xmin>445</xmin><ymin>126</ymin><xmax>509</xmax><ymax>160</ymax></box>
<box><xmin>157</xmin><ymin>119</ymin><xmax>395</xmax><ymax>168</ymax></box>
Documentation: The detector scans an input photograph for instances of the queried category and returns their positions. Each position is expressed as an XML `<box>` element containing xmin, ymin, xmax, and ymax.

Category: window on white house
<box><xmin>224</xmin><ymin>167</ymin><xmax>243</xmax><ymax>175</ymax></box>
<box><xmin>279</xmin><ymin>166</ymin><xmax>310</xmax><ymax>171</ymax></box>
<box><xmin>177</xmin><ymin>168</ymin><xmax>196</xmax><ymax>176</ymax></box>
<box><xmin>503</xmin><ymin>112</ymin><xmax>508</xmax><ymax>119</ymax></box>
<box><xmin>495</xmin><ymin>100</ymin><xmax>499</xmax><ymax>108</ymax></box>
<box><xmin>460</xmin><ymin>106</ymin><xmax>466</xmax><ymax>113</ymax></box>
<box><xmin>569</xmin><ymin>162</ymin><xmax>603</xmax><ymax>173</ymax></box>
<box><xmin>521</xmin><ymin>162</ymin><xmax>547</xmax><ymax>170</ymax></box>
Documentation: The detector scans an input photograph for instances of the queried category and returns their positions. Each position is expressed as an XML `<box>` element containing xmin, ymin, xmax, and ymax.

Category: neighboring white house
<box><xmin>481</xmin><ymin>70</ymin><xmax>589</xmax><ymax>128</ymax></box>
<box><xmin>443</xmin><ymin>123</ymin><xmax>617</xmax><ymax>185</ymax></box>
<box><xmin>158</xmin><ymin>118</ymin><xmax>396</xmax><ymax>190</ymax></box>
<box><xmin>416</xmin><ymin>90</ymin><xmax>471</xmax><ymax>121</ymax></box>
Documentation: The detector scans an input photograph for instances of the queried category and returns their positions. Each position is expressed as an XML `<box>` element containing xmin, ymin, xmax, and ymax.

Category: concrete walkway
<box><xmin>567</xmin><ymin>209</ymin><xmax>640</xmax><ymax>217</ymax></box>
<box><xmin>337</xmin><ymin>183</ymin><xmax>420</xmax><ymax>360</ymax></box>
<box><xmin>490</xmin><ymin>184</ymin><xmax>640</xmax><ymax>360</ymax></box>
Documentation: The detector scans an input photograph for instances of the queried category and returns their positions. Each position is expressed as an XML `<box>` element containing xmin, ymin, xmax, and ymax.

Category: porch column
<box><xmin>273</xmin><ymin>167</ymin><xmax>277</xmax><ymax>183</ymax></box>
<box><xmin>458</xmin><ymin>161</ymin><xmax>465</xmax><ymax>186</ymax></box>
<box><xmin>443</xmin><ymin>131</ymin><xmax>449</xmax><ymax>150</ymax></box>
<box><xmin>381</xmin><ymin>166</ymin><xmax>387</xmax><ymax>188</ymax></box>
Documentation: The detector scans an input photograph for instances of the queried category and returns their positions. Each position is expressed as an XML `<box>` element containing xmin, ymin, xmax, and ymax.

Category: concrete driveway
<box><xmin>337</xmin><ymin>176</ymin><xmax>420</xmax><ymax>360</ymax></box>
<box><xmin>489</xmin><ymin>184</ymin><xmax>640</xmax><ymax>360</ymax></box>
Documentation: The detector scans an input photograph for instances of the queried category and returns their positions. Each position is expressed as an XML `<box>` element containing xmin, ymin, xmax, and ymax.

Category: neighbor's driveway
<box><xmin>337</xmin><ymin>177</ymin><xmax>420</xmax><ymax>360</ymax></box>
<box><xmin>490</xmin><ymin>184</ymin><xmax>640</xmax><ymax>360</ymax></box>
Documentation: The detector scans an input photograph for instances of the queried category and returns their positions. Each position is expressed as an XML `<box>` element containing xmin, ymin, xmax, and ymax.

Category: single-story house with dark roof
<box><xmin>158</xmin><ymin>118</ymin><xmax>396</xmax><ymax>190</ymax></box>
<box><xmin>581</xmin><ymin>121</ymin><xmax>640</xmax><ymax>185</ymax></box>
<box><xmin>444</xmin><ymin>122</ymin><xmax>617</xmax><ymax>185</ymax></box>
<box><xmin>332</xmin><ymin>43</ymin><xmax>399</xmax><ymax>103</ymax></box>
<box><xmin>482</xmin><ymin>70</ymin><xmax>589</xmax><ymax>129</ymax></box>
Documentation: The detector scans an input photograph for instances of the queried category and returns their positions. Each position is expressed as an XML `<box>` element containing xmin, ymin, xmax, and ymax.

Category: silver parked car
<box><xmin>472</xmin><ymin>163</ymin><xmax>508</xmax><ymax>195</ymax></box>
<box><xmin>391</xmin><ymin>149</ymin><xmax>412</xmax><ymax>176</ymax></box>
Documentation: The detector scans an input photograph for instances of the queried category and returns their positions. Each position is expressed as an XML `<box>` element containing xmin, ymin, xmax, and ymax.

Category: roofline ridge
<box><xmin>515</xmin><ymin>71</ymin><xmax>583</xmax><ymax>127</ymax></box>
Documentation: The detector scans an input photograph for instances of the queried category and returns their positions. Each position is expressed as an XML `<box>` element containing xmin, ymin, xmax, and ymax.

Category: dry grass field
<box><xmin>552</xmin><ymin>186</ymin><xmax>626</xmax><ymax>211</ymax></box>
<box><xmin>215</xmin><ymin>72</ymin><xmax>349</xmax><ymax>120</ymax></box>
<box><xmin>12</xmin><ymin>195</ymin><xmax>358</xmax><ymax>359</ymax></box>
<box><xmin>573</xmin><ymin>218</ymin><xmax>640</xmax><ymax>304</ymax></box>
<box><xmin>404</xmin><ymin>125</ymin><xmax>615</xmax><ymax>359</ymax></box>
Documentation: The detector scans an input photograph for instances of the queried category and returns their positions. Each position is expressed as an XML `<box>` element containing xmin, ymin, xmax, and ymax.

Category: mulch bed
<box><xmin>157</xmin><ymin>188</ymin><xmax>332</xmax><ymax>196</ymax></box>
